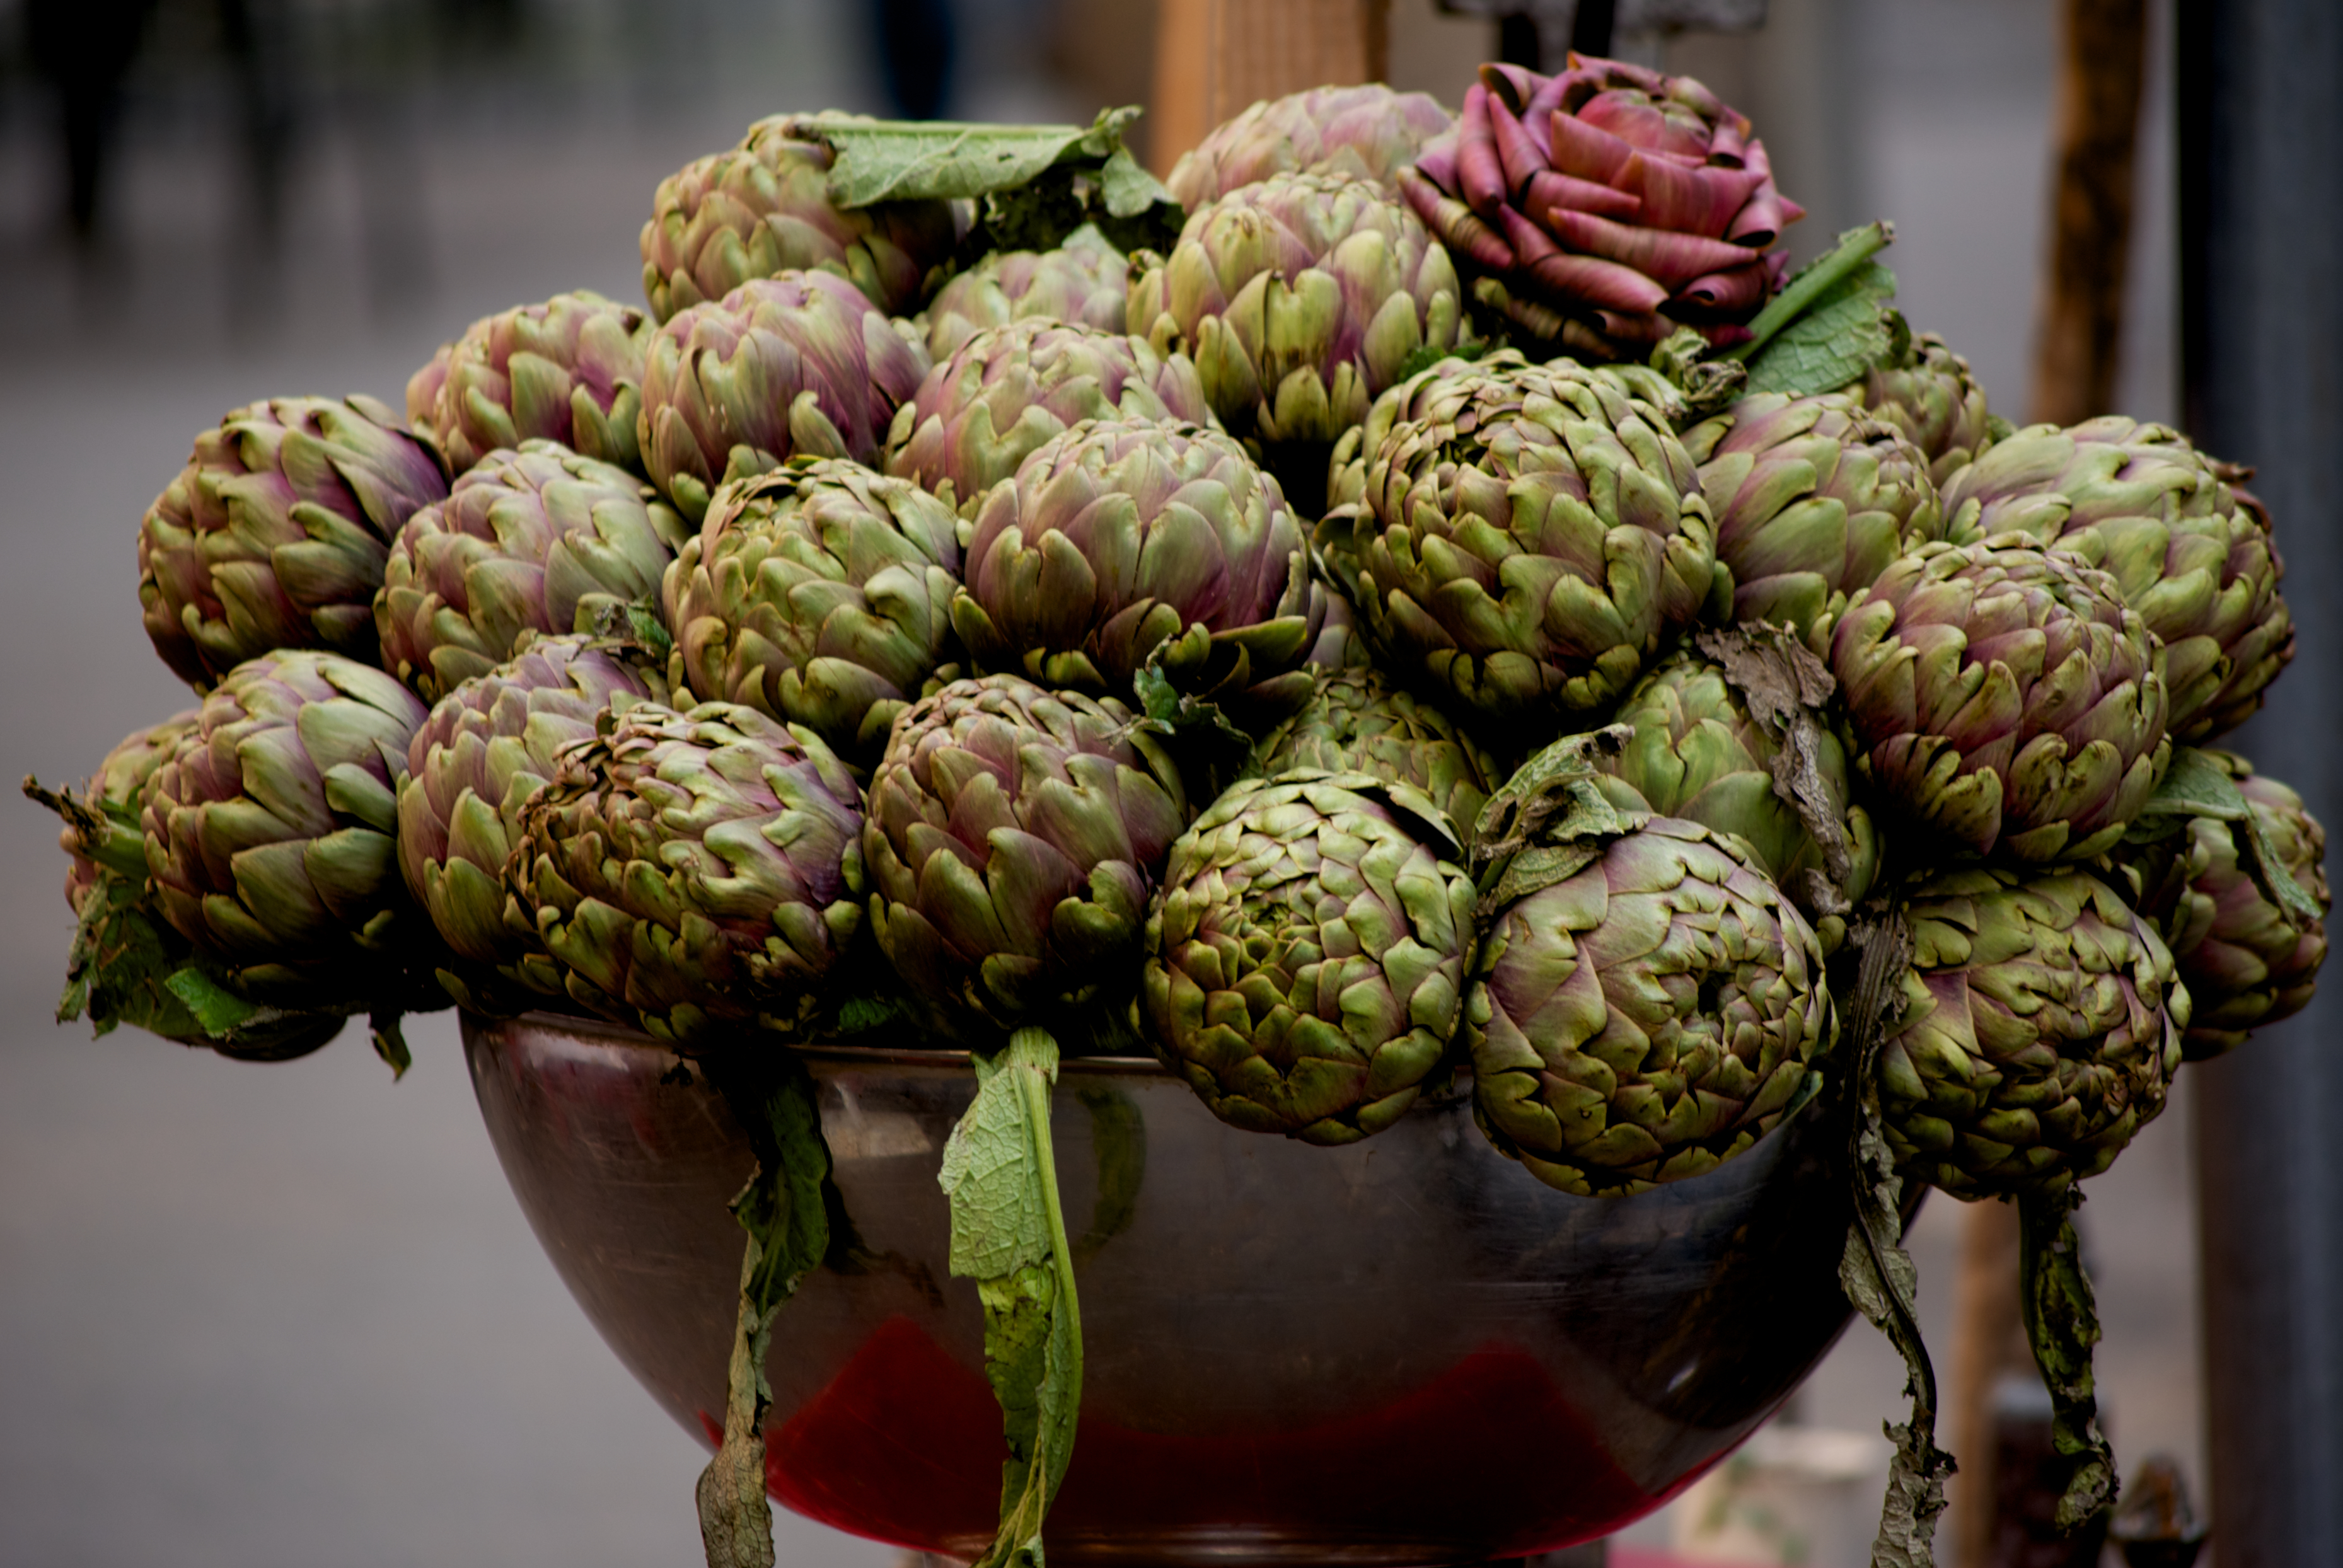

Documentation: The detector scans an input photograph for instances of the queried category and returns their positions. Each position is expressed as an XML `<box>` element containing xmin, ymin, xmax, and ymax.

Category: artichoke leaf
<box><xmin>1470</xmin><ymin>723</ymin><xmax>1635</xmax><ymax>875</ymax></box>
<box><xmin>2121</xmin><ymin>747</ymin><xmax>2323</xmax><ymax>923</ymax></box>
<box><xmin>1837</xmin><ymin>908</ymin><xmax>1957</xmax><ymax>1568</ymax></box>
<box><xmin>940</xmin><ymin>1027</ymin><xmax>1084</xmax><ymax>1568</ymax></box>
<box><xmin>697</xmin><ymin>1054</ymin><xmax>835</xmax><ymax>1568</ymax></box>
<box><xmin>1735</xmin><ymin>223</ymin><xmax>1902</xmax><ymax>398</ymax></box>
<box><xmin>2018</xmin><ymin>1186</ymin><xmax>2118</xmax><ymax>1536</ymax></box>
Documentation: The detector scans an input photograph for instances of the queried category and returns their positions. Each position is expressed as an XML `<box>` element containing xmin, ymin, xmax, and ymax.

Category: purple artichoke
<box><xmin>862</xmin><ymin>675</ymin><xmax>1189</xmax><ymax>1031</ymax></box>
<box><xmin>1827</xmin><ymin>539</ymin><xmax>2170</xmax><ymax>862</ymax></box>
<box><xmin>915</xmin><ymin>226</ymin><xmax>1129</xmax><ymax>360</ymax></box>
<box><xmin>1402</xmin><ymin>56</ymin><xmax>1802</xmax><ymax>359</ymax></box>
<box><xmin>375</xmin><ymin>441</ymin><xmax>688</xmax><ymax>702</ymax></box>
<box><xmin>1166</xmin><ymin>84</ymin><xmax>1455</xmax><ymax>208</ymax></box>
<box><xmin>638</xmin><ymin>270</ymin><xmax>930</xmax><ymax>523</ymax></box>
<box><xmin>640</xmin><ymin>113</ymin><xmax>965</xmax><ymax>320</ymax></box>
<box><xmin>883</xmin><ymin>319</ymin><xmax>1215</xmax><ymax>515</ymax></box>
<box><xmin>403</xmin><ymin>291</ymin><xmax>654</xmax><ymax>475</ymax></box>
<box><xmin>138</xmin><ymin>395</ymin><xmax>451</xmax><ymax>689</ymax></box>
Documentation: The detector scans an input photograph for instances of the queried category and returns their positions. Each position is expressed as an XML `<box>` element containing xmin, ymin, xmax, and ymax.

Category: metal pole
<box><xmin>2180</xmin><ymin>1</ymin><xmax>2343</xmax><ymax>1564</ymax></box>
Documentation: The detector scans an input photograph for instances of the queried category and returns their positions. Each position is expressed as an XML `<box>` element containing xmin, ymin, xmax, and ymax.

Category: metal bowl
<box><xmin>463</xmin><ymin>1011</ymin><xmax>1866</xmax><ymax>1566</ymax></box>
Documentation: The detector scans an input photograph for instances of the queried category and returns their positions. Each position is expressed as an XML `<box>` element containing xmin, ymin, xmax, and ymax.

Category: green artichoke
<box><xmin>916</xmin><ymin>225</ymin><xmax>1128</xmax><ymax>360</ymax></box>
<box><xmin>1128</xmin><ymin>173</ymin><xmax>1466</xmax><ymax>449</ymax></box>
<box><xmin>1166</xmin><ymin>84</ymin><xmax>1455</xmax><ymax>208</ymax></box>
<box><xmin>662</xmin><ymin>458</ymin><xmax>963</xmax><ymax>766</ymax></box>
<box><xmin>1841</xmin><ymin>330</ymin><xmax>1996</xmax><ymax>488</ymax></box>
<box><xmin>1826</xmin><ymin>539</ymin><xmax>2170</xmax><ymax>862</ymax></box>
<box><xmin>59</xmin><ymin>710</ymin><xmax>200</xmax><ymax>910</ymax></box>
<box><xmin>638</xmin><ymin>270</ymin><xmax>930</xmax><ymax>524</ymax></box>
<box><xmin>396</xmin><ymin>636</ymin><xmax>662</xmax><ymax>994</ymax></box>
<box><xmin>1682</xmin><ymin>390</ymin><xmax>1944</xmax><ymax>638</ymax></box>
<box><xmin>1882</xmin><ymin>863</ymin><xmax>2184</xmax><ymax>1197</ymax></box>
<box><xmin>1322</xmin><ymin>356</ymin><xmax>1717</xmax><ymax>728</ymax></box>
<box><xmin>640</xmin><ymin>113</ymin><xmax>964</xmax><ymax>320</ymax></box>
<box><xmin>1469</xmin><ymin>814</ymin><xmax>1835</xmax><ymax>1195</ymax></box>
<box><xmin>404</xmin><ymin>291</ymin><xmax>654</xmax><ymax>475</ymax></box>
<box><xmin>1141</xmin><ymin>770</ymin><xmax>1477</xmax><ymax>1144</ymax></box>
<box><xmin>141</xmin><ymin>650</ymin><xmax>440</xmax><ymax>1008</ymax></box>
<box><xmin>862</xmin><ymin>675</ymin><xmax>1189</xmax><ymax>1031</ymax></box>
<box><xmin>33</xmin><ymin>713</ymin><xmax>352</xmax><ymax>1062</ymax></box>
<box><xmin>1589</xmin><ymin>637</ymin><xmax>1878</xmax><ymax>935</ymax></box>
<box><xmin>2120</xmin><ymin>751</ymin><xmax>2328</xmax><ymax>1061</ymax></box>
<box><xmin>374</xmin><ymin>441</ymin><xmax>689</xmax><ymax>703</ymax></box>
<box><xmin>138</xmin><ymin>396</ymin><xmax>452</xmax><ymax>690</ymax></box>
<box><xmin>1249</xmin><ymin>667</ymin><xmax>1497</xmax><ymax>833</ymax></box>
<box><xmin>951</xmin><ymin>420</ymin><xmax>1326</xmax><ymax>728</ymax></box>
<box><xmin>882</xmin><ymin>320</ymin><xmax>1215</xmax><ymax>516</ymax></box>
<box><xmin>1938</xmin><ymin>417</ymin><xmax>2293</xmax><ymax>742</ymax></box>
<box><xmin>506</xmin><ymin>700</ymin><xmax>865</xmax><ymax>1043</ymax></box>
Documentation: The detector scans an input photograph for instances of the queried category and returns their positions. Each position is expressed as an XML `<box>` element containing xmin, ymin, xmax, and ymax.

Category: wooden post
<box><xmin>1946</xmin><ymin>1198</ymin><xmax>2031</xmax><ymax>1568</ymax></box>
<box><xmin>1148</xmin><ymin>0</ymin><xmax>1393</xmax><ymax>175</ymax></box>
<box><xmin>2028</xmin><ymin>0</ymin><xmax>2149</xmax><ymax>425</ymax></box>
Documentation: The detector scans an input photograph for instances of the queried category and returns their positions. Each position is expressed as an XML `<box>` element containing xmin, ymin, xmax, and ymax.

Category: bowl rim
<box><xmin>482</xmin><ymin>1008</ymin><xmax>1174</xmax><ymax>1076</ymax></box>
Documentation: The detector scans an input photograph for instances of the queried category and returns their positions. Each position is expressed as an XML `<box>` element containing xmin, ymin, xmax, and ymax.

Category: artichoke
<box><xmin>1841</xmin><ymin>330</ymin><xmax>1996</xmax><ymax>487</ymax></box>
<box><xmin>882</xmin><ymin>319</ymin><xmax>1215</xmax><ymax>516</ymax></box>
<box><xmin>1128</xmin><ymin>173</ymin><xmax>1466</xmax><ymax>450</ymax></box>
<box><xmin>915</xmin><ymin>225</ymin><xmax>1128</xmax><ymax>360</ymax></box>
<box><xmin>141</xmin><ymin>650</ymin><xmax>439</xmax><ymax>1008</ymax></box>
<box><xmin>1682</xmin><ymin>391</ymin><xmax>1944</xmax><ymax>638</ymax></box>
<box><xmin>138</xmin><ymin>395</ymin><xmax>451</xmax><ymax>690</ymax></box>
<box><xmin>396</xmin><ymin>636</ymin><xmax>662</xmax><ymax>995</ymax></box>
<box><xmin>2120</xmin><ymin>751</ymin><xmax>2329</xmax><ymax>1061</ymax></box>
<box><xmin>374</xmin><ymin>441</ymin><xmax>689</xmax><ymax>703</ymax></box>
<box><xmin>1141</xmin><ymin>771</ymin><xmax>1477</xmax><ymax>1144</ymax></box>
<box><xmin>506</xmin><ymin>700</ymin><xmax>865</xmax><ymax>1043</ymax></box>
<box><xmin>862</xmin><ymin>675</ymin><xmax>1188</xmax><ymax>1031</ymax></box>
<box><xmin>32</xmin><ymin>711</ymin><xmax>350</xmax><ymax>1062</ymax></box>
<box><xmin>1469</xmin><ymin>814</ymin><xmax>1835</xmax><ymax>1195</ymax></box>
<box><xmin>638</xmin><ymin>270</ymin><xmax>930</xmax><ymax>524</ymax></box>
<box><xmin>1827</xmin><ymin>539</ymin><xmax>2170</xmax><ymax>862</ymax></box>
<box><xmin>662</xmin><ymin>458</ymin><xmax>963</xmax><ymax>766</ymax></box>
<box><xmin>1322</xmin><ymin>355</ymin><xmax>1717</xmax><ymax>729</ymax></box>
<box><xmin>1882</xmin><ymin>863</ymin><xmax>2184</xmax><ymax>1197</ymax></box>
<box><xmin>951</xmin><ymin>420</ymin><xmax>1326</xmax><ymax>727</ymax></box>
<box><xmin>640</xmin><ymin>113</ymin><xmax>964</xmax><ymax>320</ymax></box>
<box><xmin>1938</xmin><ymin>417</ymin><xmax>2292</xmax><ymax>742</ymax></box>
<box><xmin>1166</xmin><ymin>84</ymin><xmax>1455</xmax><ymax>208</ymax></box>
<box><xmin>1249</xmin><ymin>667</ymin><xmax>1498</xmax><ymax>833</ymax></box>
<box><xmin>59</xmin><ymin>710</ymin><xmax>200</xmax><ymax>910</ymax></box>
<box><xmin>403</xmin><ymin>291</ymin><xmax>654</xmax><ymax>476</ymax></box>
<box><xmin>1402</xmin><ymin>57</ymin><xmax>1802</xmax><ymax>359</ymax></box>
<box><xmin>1589</xmin><ymin>638</ymin><xmax>1878</xmax><ymax>935</ymax></box>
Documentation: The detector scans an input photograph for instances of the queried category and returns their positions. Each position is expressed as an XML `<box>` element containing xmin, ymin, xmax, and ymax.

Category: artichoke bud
<box><xmin>1140</xmin><ymin>769</ymin><xmax>1479</xmax><ymax>1145</ymax></box>
<box><xmin>1467</xmin><ymin>811</ymin><xmax>1837</xmax><ymax>1196</ymax></box>
<box><xmin>2108</xmin><ymin>747</ymin><xmax>2329</xmax><ymax>1061</ymax></box>
<box><xmin>505</xmin><ymin>698</ymin><xmax>867</xmax><ymax>1044</ymax></box>
<box><xmin>1249</xmin><ymin>667</ymin><xmax>1499</xmax><ymax>836</ymax></box>
<box><xmin>862</xmin><ymin>675</ymin><xmax>1190</xmax><ymax>1036</ymax></box>
<box><xmin>1589</xmin><ymin>627</ymin><xmax>1878</xmax><ymax>944</ymax></box>
<box><xmin>1167</xmin><ymin>84</ymin><xmax>1455</xmax><ymax>208</ymax></box>
<box><xmin>662</xmin><ymin>458</ymin><xmax>964</xmax><ymax>770</ymax></box>
<box><xmin>1881</xmin><ymin>863</ymin><xmax>2184</xmax><ymax>1197</ymax></box>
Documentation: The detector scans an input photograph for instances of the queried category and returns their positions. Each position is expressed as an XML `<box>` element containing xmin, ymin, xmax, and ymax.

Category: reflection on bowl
<box><xmin>463</xmin><ymin>1012</ymin><xmax>1866</xmax><ymax>1567</ymax></box>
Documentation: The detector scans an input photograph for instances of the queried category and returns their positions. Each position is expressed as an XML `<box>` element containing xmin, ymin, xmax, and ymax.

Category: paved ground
<box><xmin>0</xmin><ymin>1</ymin><xmax>2201</xmax><ymax>1563</ymax></box>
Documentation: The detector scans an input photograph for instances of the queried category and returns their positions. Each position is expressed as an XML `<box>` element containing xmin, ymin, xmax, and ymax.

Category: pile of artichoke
<box><xmin>32</xmin><ymin>61</ymin><xmax>2325</xmax><ymax>1568</ymax></box>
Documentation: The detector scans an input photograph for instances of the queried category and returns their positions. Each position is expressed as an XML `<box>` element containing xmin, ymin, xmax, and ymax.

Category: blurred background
<box><xmin>0</xmin><ymin>0</ymin><xmax>2194</xmax><ymax>1564</ymax></box>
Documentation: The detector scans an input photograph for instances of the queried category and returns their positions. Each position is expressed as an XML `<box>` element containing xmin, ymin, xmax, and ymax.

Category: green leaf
<box><xmin>940</xmin><ymin>1028</ymin><xmax>1084</xmax><ymax>1568</ymax></box>
<box><xmin>1733</xmin><ymin>221</ymin><xmax>1897</xmax><ymax>362</ymax></box>
<box><xmin>1471</xmin><ymin>724</ymin><xmax>1636</xmax><ymax>877</ymax></box>
<box><xmin>697</xmin><ymin>1058</ymin><xmax>835</xmax><ymax>1568</ymax></box>
<box><xmin>800</xmin><ymin>108</ymin><xmax>1183</xmax><ymax>260</ymax></box>
<box><xmin>2018</xmin><ymin>1187</ymin><xmax>2117</xmax><ymax>1536</ymax></box>
<box><xmin>1743</xmin><ymin>261</ymin><xmax>1904</xmax><ymax>398</ymax></box>
<box><xmin>2126</xmin><ymin>749</ymin><xmax>2323</xmax><ymax>923</ymax></box>
<box><xmin>1837</xmin><ymin>911</ymin><xmax>1955</xmax><ymax>1568</ymax></box>
<box><xmin>164</xmin><ymin>964</ymin><xmax>268</xmax><ymax>1035</ymax></box>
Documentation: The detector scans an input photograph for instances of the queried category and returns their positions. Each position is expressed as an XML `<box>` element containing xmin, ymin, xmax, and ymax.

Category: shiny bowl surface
<box><xmin>462</xmin><ymin>1012</ymin><xmax>1865</xmax><ymax>1566</ymax></box>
